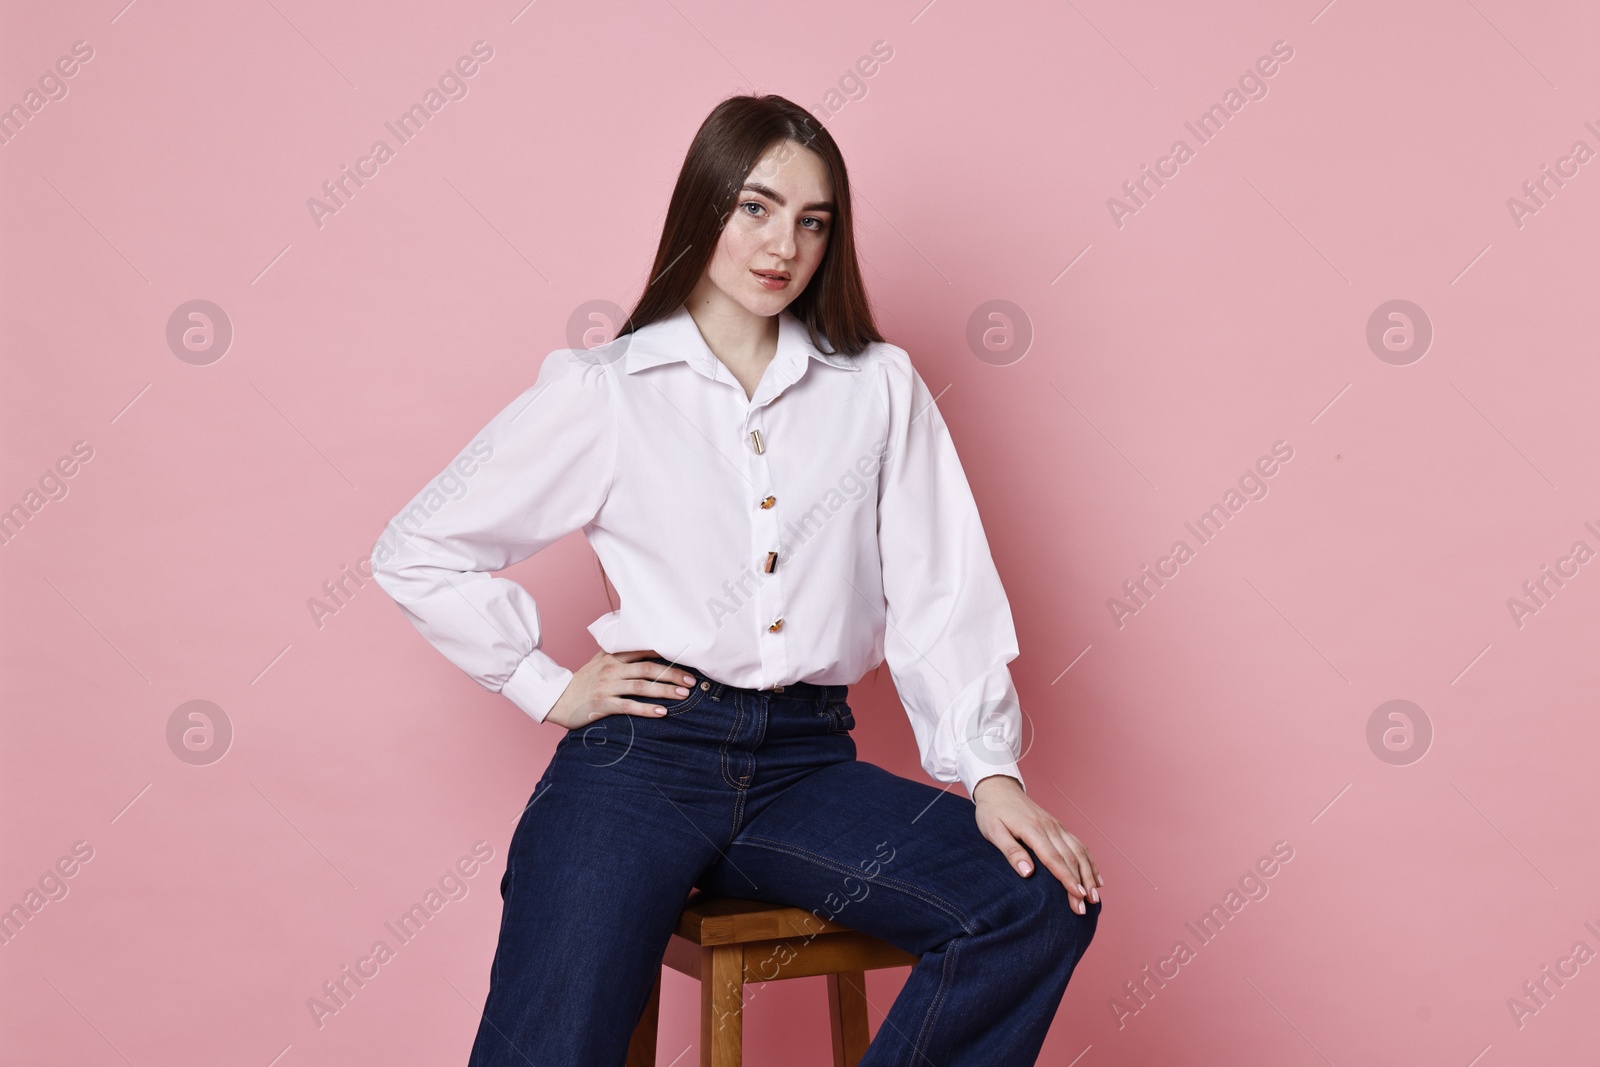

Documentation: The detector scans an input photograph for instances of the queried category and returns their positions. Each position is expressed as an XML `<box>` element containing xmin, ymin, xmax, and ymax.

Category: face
<box><xmin>696</xmin><ymin>139</ymin><xmax>834</xmax><ymax>318</ymax></box>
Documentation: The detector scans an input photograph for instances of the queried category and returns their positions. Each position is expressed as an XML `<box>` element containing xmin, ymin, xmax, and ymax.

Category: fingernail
<box><xmin>676</xmin><ymin>686</ymin><xmax>689</xmax><ymax>695</ymax></box>
<box><xmin>1091</xmin><ymin>888</ymin><xmax>1099</xmax><ymax>903</ymax></box>
<box><xmin>683</xmin><ymin>674</ymin><xmax>695</xmax><ymax>684</ymax></box>
<box><xmin>1018</xmin><ymin>860</ymin><xmax>1032</xmax><ymax>875</ymax></box>
<box><xmin>1077</xmin><ymin>883</ymin><xmax>1086</xmax><ymax>897</ymax></box>
<box><xmin>655</xmin><ymin>707</ymin><xmax>667</xmax><ymax>715</ymax></box>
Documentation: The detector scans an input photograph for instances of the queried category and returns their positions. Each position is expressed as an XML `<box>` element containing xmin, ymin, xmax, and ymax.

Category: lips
<box><xmin>752</xmin><ymin>270</ymin><xmax>789</xmax><ymax>280</ymax></box>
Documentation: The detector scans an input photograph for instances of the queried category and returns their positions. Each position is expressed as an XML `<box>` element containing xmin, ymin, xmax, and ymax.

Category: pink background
<box><xmin>4</xmin><ymin>1</ymin><xmax>1598</xmax><ymax>1063</ymax></box>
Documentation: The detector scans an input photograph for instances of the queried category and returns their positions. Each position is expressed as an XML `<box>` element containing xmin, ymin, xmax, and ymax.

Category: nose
<box><xmin>767</xmin><ymin>224</ymin><xmax>798</xmax><ymax>259</ymax></box>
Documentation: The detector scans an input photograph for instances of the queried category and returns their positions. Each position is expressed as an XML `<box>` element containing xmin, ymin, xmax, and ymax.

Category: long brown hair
<box><xmin>616</xmin><ymin>92</ymin><xmax>884</xmax><ymax>356</ymax></box>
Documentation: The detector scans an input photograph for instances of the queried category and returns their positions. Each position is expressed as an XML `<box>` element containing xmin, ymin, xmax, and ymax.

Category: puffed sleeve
<box><xmin>370</xmin><ymin>348</ymin><xmax>616</xmax><ymax>723</ymax></box>
<box><xmin>875</xmin><ymin>347</ymin><xmax>1026</xmax><ymax>799</ymax></box>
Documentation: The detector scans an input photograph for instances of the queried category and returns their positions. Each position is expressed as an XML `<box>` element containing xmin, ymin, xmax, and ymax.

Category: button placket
<box><xmin>745</xmin><ymin>409</ymin><xmax>788</xmax><ymax>686</ymax></box>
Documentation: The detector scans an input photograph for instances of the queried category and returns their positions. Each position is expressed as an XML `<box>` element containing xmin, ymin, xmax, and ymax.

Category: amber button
<box><xmin>767</xmin><ymin>618</ymin><xmax>784</xmax><ymax>632</ymax></box>
<box><xmin>759</xmin><ymin>495</ymin><xmax>776</xmax><ymax>509</ymax></box>
<box><xmin>763</xmin><ymin>551</ymin><xmax>778</xmax><ymax>573</ymax></box>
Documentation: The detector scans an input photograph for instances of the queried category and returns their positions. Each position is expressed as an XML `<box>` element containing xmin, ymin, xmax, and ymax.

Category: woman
<box><xmin>372</xmin><ymin>92</ymin><xmax>1101</xmax><ymax>1066</ymax></box>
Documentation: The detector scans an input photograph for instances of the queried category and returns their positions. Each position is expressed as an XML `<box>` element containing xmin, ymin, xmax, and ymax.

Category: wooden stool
<box><xmin>626</xmin><ymin>891</ymin><xmax>918</xmax><ymax>1067</ymax></box>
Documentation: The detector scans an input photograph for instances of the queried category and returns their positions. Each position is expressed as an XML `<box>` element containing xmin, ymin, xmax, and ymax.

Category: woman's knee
<box><xmin>988</xmin><ymin>866</ymin><xmax>1100</xmax><ymax>965</ymax></box>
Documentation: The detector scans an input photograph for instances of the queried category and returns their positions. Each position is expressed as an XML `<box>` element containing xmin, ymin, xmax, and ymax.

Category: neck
<box><xmin>684</xmin><ymin>297</ymin><xmax>780</xmax><ymax>380</ymax></box>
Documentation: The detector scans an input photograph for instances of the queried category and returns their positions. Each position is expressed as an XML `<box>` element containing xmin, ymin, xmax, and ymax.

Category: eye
<box><xmin>802</xmin><ymin>216</ymin><xmax>828</xmax><ymax>232</ymax></box>
<box><xmin>740</xmin><ymin>200</ymin><xmax>765</xmax><ymax>217</ymax></box>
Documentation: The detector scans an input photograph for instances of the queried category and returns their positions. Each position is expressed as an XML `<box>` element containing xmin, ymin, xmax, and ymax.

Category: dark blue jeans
<box><xmin>466</xmin><ymin>659</ymin><xmax>1099</xmax><ymax>1066</ymax></box>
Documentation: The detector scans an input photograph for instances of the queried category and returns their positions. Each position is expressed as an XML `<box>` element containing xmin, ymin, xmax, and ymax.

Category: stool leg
<box><xmin>827</xmin><ymin>971</ymin><xmax>872</xmax><ymax>1067</ymax></box>
<box><xmin>626</xmin><ymin>970</ymin><xmax>661</xmax><ymax>1067</ymax></box>
<box><xmin>701</xmin><ymin>945</ymin><xmax>744</xmax><ymax>1067</ymax></box>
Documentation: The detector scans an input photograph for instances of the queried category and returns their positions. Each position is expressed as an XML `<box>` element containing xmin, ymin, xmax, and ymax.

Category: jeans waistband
<box><xmin>643</xmin><ymin>656</ymin><xmax>848</xmax><ymax>702</ymax></box>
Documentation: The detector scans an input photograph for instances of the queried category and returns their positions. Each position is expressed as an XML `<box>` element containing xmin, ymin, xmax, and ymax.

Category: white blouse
<box><xmin>370</xmin><ymin>303</ymin><xmax>1026</xmax><ymax>798</ymax></box>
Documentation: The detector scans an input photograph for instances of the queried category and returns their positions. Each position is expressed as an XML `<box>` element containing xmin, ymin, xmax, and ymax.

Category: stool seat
<box><xmin>627</xmin><ymin>890</ymin><xmax>919</xmax><ymax>1066</ymax></box>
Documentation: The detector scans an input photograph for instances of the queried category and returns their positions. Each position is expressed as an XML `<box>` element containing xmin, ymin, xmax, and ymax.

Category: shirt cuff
<box><xmin>498</xmin><ymin>650</ymin><xmax>574</xmax><ymax>723</ymax></box>
<box><xmin>958</xmin><ymin>747</ymin><xmax>1026</xmax><ymax>802</ymax></box>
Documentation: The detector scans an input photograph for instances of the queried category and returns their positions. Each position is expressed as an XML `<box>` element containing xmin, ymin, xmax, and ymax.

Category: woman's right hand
<box><xmin>543</xmin><ymin>649</ymin><xmax>699</xmax><ymax>731</ymax></box>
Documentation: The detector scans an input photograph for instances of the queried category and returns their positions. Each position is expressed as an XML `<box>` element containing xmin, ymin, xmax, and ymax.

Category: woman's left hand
<box><xmin>972</xmin><ymin>775</ymin><xmax>1102</xmax><ymax>915</ymax></box>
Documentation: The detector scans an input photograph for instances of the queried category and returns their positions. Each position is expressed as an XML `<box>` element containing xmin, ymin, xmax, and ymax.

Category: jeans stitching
<box><xmin>491</xmin><ymin>859</ymin><xmax>514</xmax><ymax>991</ymax></box>
<box><xmin>912</xmin><ymin>929</ymin><xmax>960</xmax><ymax>1062</ymax></box>
<box><xmin>720</xmin><ymin>696</ymin><xmax>746</xmax><ymax>790</ymax></box>
<box><xmin>735</xmin><ymin>834</ymin><xmax>979</xmax><ymax>935</ymax></box>
<box><xmin>816</xmin><ymin>699</ymin><xmax>854</xmax><ymax>734</ymax></box>
<box><xmin>659</xmin><ymin>684</ymin><xmax>707</xmax><ymax>715</ymax></box>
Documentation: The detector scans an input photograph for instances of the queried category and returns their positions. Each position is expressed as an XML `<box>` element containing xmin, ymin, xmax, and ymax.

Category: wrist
<box><xmin>972</xmin><ymin>773</ymin><xmax>1023</xmax><ymax>802</ymax></box>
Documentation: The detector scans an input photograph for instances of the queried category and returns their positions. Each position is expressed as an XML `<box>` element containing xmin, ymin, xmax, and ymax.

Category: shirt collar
<box><xmin>620</xmin><ymin>304</ymin><xmax>862</xmax><ymax>389</ymax></box>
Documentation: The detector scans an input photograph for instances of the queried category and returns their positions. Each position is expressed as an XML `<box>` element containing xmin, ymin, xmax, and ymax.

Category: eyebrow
<box><xmin>741</xmin><ymin>182</ymin><xmax>834</xmax><ymax>213</ymax></box>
